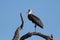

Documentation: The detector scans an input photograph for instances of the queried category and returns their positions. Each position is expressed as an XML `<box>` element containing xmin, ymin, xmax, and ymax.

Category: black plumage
<box><xmin>28</xmin><ymin>14</ymin><xmax>44</xmax><ymax>29</ymax></box>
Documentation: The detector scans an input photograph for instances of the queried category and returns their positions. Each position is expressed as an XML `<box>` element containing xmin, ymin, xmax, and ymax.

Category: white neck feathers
<box><xmin>28</xmin><ymin>10</ymin><xmax>32</xmax><ymax>14</ymax></box>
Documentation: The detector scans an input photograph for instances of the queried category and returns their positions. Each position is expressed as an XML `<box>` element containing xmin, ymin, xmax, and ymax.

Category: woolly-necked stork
<box><xmin>27</xmin><ymin>9</ymin><xmax>44</xmax><ymax>32</ymax></box>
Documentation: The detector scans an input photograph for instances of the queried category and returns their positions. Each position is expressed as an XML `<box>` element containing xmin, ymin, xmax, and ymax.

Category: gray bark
<box><xmin>20</xmin><ymin>32</ymin><xmax>53</xmax><ymax>40</ymax></box>
<box><xmin>12</xmin><ymin>13</ymin><xmax>24</xmax><ymax>40</ymax></box>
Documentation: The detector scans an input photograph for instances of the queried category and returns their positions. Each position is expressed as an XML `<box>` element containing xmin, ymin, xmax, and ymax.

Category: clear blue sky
<box><xmin>0</xmin><ymin>0</ymin><xmax>60</xmax><ymax>40</ymax></box>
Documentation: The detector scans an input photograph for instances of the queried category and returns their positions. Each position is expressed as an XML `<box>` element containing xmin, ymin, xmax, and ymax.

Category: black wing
<box><xmin>29</xmin><ymin>14</ymin><xmax>44</xmax><ymax>28</ymax></box>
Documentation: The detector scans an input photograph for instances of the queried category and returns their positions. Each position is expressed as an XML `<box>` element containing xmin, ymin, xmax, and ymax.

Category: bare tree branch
<box><xmin>20</xmin><ymin>32</ymin><xmax>53</xmax><ymax>40</ymax></box>
<box><xmin>12</xmin><ymin>13</ymin><xmax>24</xmax><ymax>40</ymax></box>
<box><xmin>20</xmin><ymin>13</ymin><xmax>24</xmax><ymax>29</ymax></box>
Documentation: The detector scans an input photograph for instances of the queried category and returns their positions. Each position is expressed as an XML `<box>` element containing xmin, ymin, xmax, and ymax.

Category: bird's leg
<box><xmin>34</xmin><ymin>24</ymin><xmax>36</xmax><ymax>32</ymax></box>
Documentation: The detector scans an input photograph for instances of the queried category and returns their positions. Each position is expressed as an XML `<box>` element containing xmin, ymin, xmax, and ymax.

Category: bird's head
<box><xmin>27</xmin><ymin>9</ymin><xmax>32</xmax><ymax>14</ymax></box>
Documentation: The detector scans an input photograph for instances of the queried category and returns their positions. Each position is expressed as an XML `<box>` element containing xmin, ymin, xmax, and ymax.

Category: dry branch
<box><xmin>20</xmin><ymin>32</ymin><xmax>53</xmax><ymax>40</ymax></box>
<box><xmin>12</xmin><ymin>13</ymin><xmax>24</xmax><ymax>40</ymax></box>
